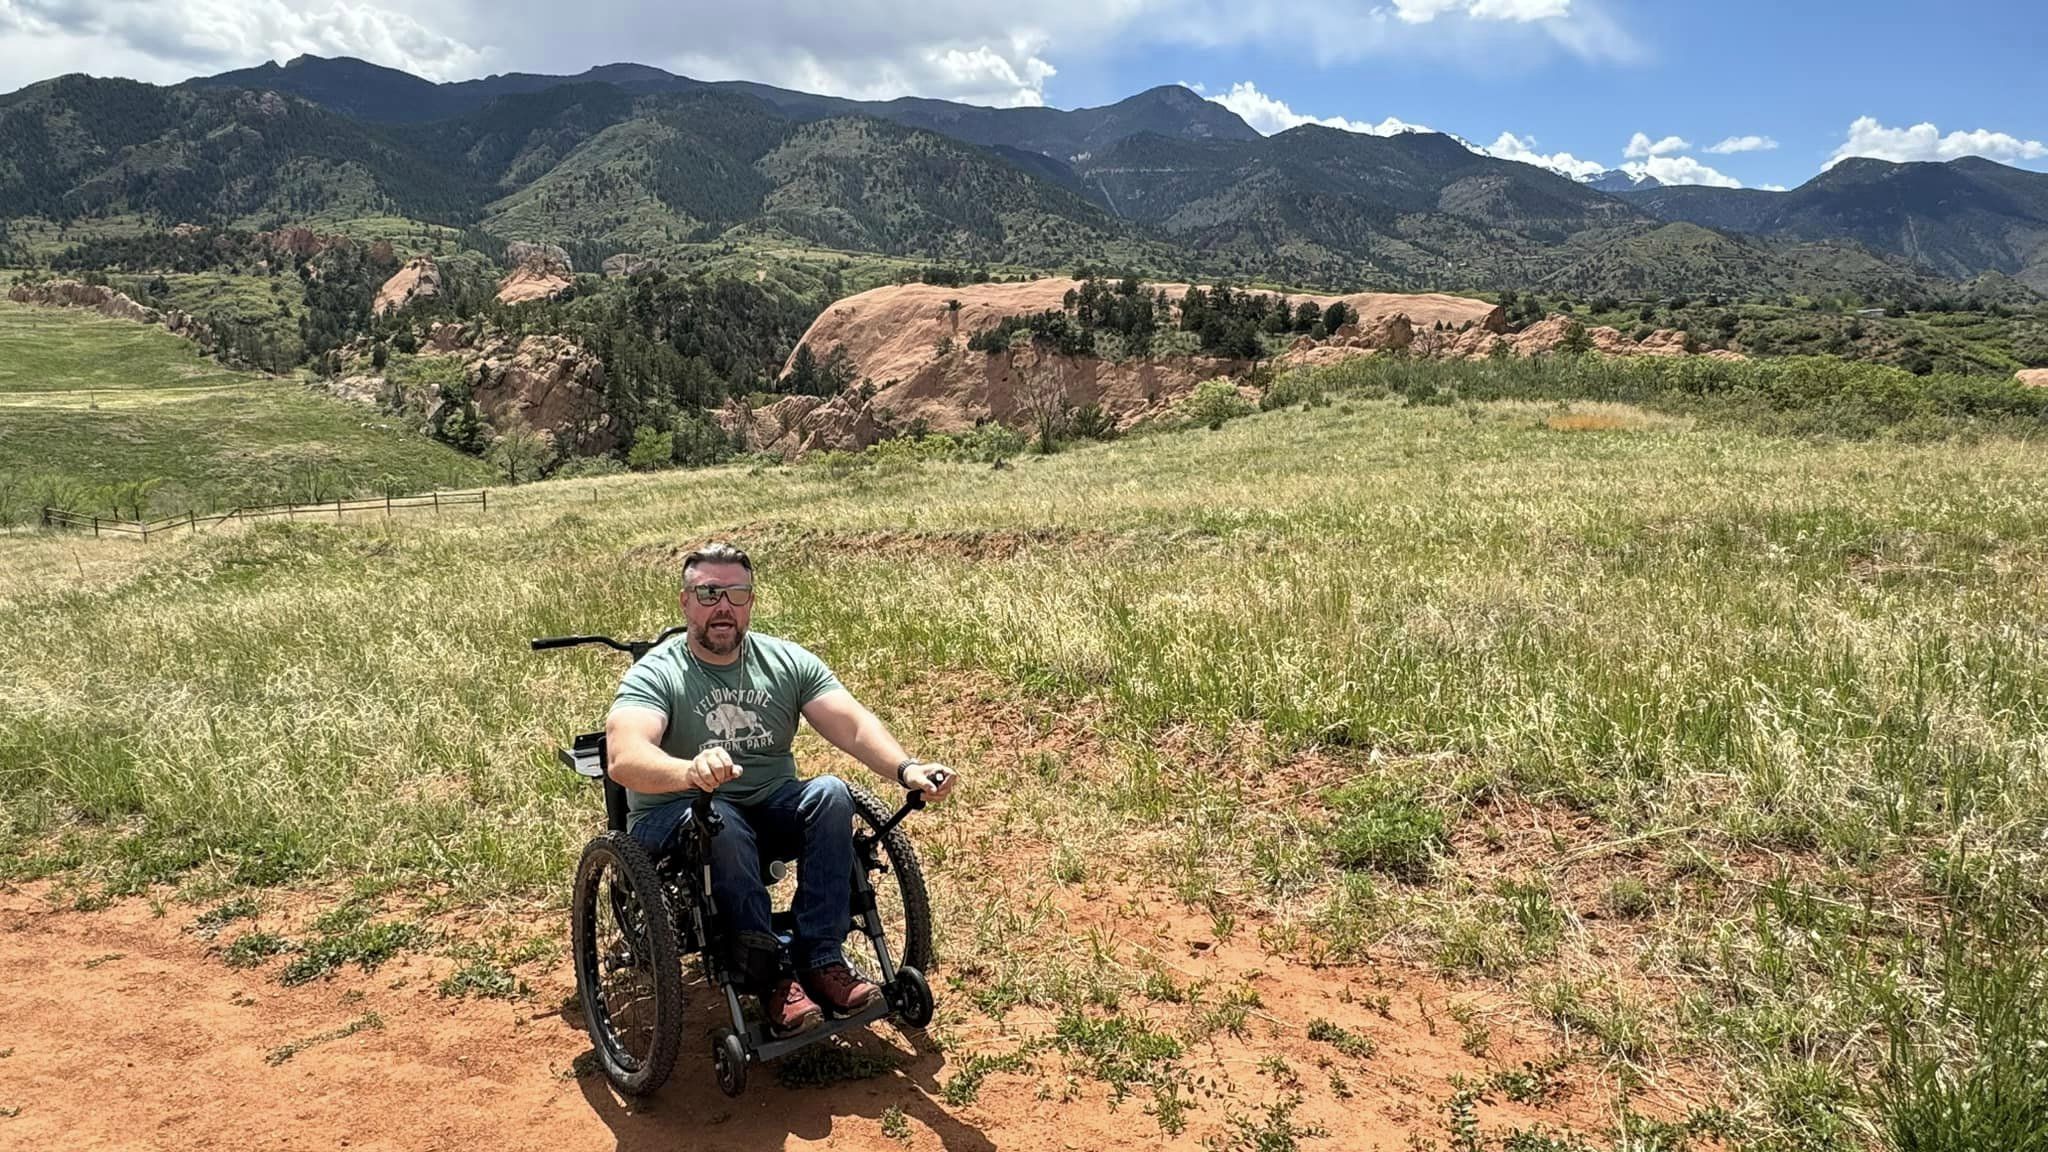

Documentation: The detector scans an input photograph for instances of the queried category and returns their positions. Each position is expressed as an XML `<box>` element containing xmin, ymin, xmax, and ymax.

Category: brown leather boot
<box><xmin>766</xmin><ymin>976</ymin><xmax>824</xmax><ymax>1037</ymax></box>
<box><xmin>802</xmin><ymin>961</ymin><xmax>882</xmax><ymax>1017</ymax></box>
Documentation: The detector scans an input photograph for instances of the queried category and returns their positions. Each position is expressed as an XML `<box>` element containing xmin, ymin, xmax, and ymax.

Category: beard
<box><xmin>697</xmin><ymin>618</ymin><xmax>745</xmax><ymax>655</ymax></box>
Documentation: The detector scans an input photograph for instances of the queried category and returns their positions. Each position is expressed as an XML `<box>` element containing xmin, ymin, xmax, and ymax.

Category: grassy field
<box><xmin>2</xmin><ymin>359</ymin><xmax>2043</xmax><ymax>1148</ymax></box>
<box><xmin>0</xmin><ymin>301</ymin><xmax>492</xmax><ymax>521</ymax></box>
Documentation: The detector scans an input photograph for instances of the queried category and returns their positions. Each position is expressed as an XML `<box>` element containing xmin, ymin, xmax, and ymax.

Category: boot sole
<box><xmin>816</xmin><ymin>987</ymin><xmax>883</xmax><ymax>1019</ymax></box>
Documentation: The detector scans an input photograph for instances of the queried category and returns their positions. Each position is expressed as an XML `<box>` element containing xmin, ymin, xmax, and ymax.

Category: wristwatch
<box><xmin>894</xmin><ymin>757</ymin><xmax>923</xmax><ymax>785</ymax></box>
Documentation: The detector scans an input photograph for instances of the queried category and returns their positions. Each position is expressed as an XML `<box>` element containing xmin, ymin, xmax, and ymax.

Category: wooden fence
<box><xmin>40</xmin><ymin>489</ymin><xmax>488</xmax><ymax>541</ymax></box>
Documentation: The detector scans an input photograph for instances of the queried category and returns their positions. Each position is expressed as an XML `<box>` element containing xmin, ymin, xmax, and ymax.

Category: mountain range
<box><xmin>2</xmin><ymin>54</ymin><xmax>2043</xmax><ymax>299</ymax></box>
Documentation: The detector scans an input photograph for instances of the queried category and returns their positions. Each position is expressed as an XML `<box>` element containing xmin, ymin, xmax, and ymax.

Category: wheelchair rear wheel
<box><xmin>571</xmin><ymin>831</ymin><xmax>684</xmax><ymax>1097</ymax></box>
<box><xmin>845</xmin><ymin>782</ymin><xmax>934</xmax><ymax>980</ymax></box>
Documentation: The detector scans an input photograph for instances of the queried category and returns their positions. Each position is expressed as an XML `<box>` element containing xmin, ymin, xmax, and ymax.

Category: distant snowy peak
<box><xmin>1580</xmin><ymin>169</ymin><xmax>1666</xmax><ymax>193</ymax></box>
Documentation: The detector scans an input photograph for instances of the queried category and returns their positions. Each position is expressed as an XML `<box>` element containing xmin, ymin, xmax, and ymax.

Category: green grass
<box><xmin>0</xmin><ymin>301</ymin><xmax>491</xmax><ymax>521</ymax></box>
<box><xmin>2</xmin><ymin>366</ymin><xmax>2046</xmax><ymax>1147</ymax></box>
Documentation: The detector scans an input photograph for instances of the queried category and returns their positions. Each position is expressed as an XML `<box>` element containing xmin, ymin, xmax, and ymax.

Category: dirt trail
<box><xmin>0</xmin><ymin>875</ymin><xmax>1663</xmax><ymax>1152</ymax></box>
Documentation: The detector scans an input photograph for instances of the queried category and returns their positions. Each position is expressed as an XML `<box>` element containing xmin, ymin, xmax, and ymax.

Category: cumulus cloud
<box><xmin>1706</xmin><ymin>134</ymin><xmax>1777</xmax><ymax>154</ymax></box>
<box><xmin>1622</xmin><ymin>132</ymin><xmax>1689</xmax><ymax>159</ymax></box>
<box><xmin>1480</xmin><ymin>131</ymin><xmax>1606</xmax><ymax>179</ymax></box>
<box><xmin>0</xmin><ymin>0</ymin><xmax>486</xmax><ymax>86</ymax></box>
<box><xmin>1827</xmin><ymin>116</ymin><xmax>2048</xmax><ymax>167</ymax></box>
<box><xmin>1621</xmin><ymin>155</ymin><xmax>1740</xmax><ymax>188</ymax></box>
<box><xmin>1209</xmin><ymin>81</ymin><xmax>1431</xmax><ymax>136</ymax></box>
<box><xmin>3</xmin><ymin>0</ymin><xmax>1647</xmax><ymax>103</ymax></box>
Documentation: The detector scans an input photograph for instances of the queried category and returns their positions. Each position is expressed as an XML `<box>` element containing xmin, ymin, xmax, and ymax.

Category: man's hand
<box><xmin>684</xmin><ymin>746</ymin><xmax>742</xmax><ymax>792</ymax></box>
<box><xmin>903</xmin><ymin>762</ymin><xmax>958</xmax><ymax>801</ymax></box>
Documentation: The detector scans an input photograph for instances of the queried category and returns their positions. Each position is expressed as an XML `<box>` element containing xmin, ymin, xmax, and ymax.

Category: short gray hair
<box><xmin>682</xmin><ymin>541</ymin><xmax>753</xmax><ymax>584</ymax></box>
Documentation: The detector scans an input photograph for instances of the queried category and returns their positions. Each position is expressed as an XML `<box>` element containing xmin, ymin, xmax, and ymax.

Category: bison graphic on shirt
<box><xmin>703</xmin><ymin>700</ymin><xmax>770</xmax><ymax>744</ymax></box>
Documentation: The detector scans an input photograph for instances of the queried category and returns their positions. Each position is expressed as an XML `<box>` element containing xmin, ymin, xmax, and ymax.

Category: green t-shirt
<box><xmin>608</xmin><ymin>632</ymin><xmax>844</xmax><ymax>828</ymax></box>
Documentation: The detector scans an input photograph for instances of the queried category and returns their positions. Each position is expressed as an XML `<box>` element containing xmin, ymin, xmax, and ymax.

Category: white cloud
<box><xmin>1758</xmin><ymin>183</ymin><xmax>1787</xmax><ymax>192</ymax></box>
<box><xmin>1621</xmin><ymin>155</ymin><xmax>1741</xmax><ymax>188</ymax></box>
<box><xmin>1209</xmin><ymin>81</ymin><xmax>1431</xmax><ymax>136</ymax></box>
<box><xmin>1480</xmin><ymin>131</ymin><xmax>1606</xmax><ymax>180</ymax></box>
<box><xmin>3</xmin><ymin>0</ymin><xmax>1647</xmax><ymax>102</ymax></box>
<box><xmin>1390</xmin><ymin>0</ymin><xmax>1571</xmax><ymax>23</ymax></box>
<box><xmin>1827</xmin><ymin>115</ymin><xmax>2048</xmax><ymax>168</ymax></box>
<box><xmin>1705</xmin><ymin>134</ymin><xmax>1777</xmax><ymax>154</ymax></box>
<box><xmin>1623</xmin><ymin>132</ymin><xmax>1689</xmax><ymax>159</ymax></box>
<box><xmin>0</xmin><ymin>0</ymin><xmax>486</xmax><ymax>86</ymax></box>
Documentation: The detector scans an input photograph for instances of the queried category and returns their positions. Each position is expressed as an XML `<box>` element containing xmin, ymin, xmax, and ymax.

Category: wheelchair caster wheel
<box><xmin>713</xmin><ymin>1029</ymin><xmax>748</xmax><ymax>1098</ymax></box>
<box><xmin>892</xmin><ymin>965</ymin><xmax>934</xmax><ymax>1030</ymax></box>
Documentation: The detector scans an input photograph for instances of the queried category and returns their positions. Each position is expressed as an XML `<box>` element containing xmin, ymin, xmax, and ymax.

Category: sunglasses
<box><xmin>686</xmin><ymin>583</ymin><xmax>754</xmax><ymax>607</ymax></box>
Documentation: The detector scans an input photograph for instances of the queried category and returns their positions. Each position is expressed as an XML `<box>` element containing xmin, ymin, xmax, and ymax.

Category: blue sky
<box><xmin>2</xmin><ymin>0</ymin><xmax>2042</xmax><ymax>190</ymax></box>
<box><xmin>1069</xmin><ymin>0</ymin><xmax>2048</xmax><ymax>189</ymax></box>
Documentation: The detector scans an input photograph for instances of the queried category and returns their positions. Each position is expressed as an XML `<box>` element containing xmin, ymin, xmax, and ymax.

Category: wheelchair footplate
<box><xmin>745</xmin><ymin>992</ymin><xmax>896</xmax><ymax>1065</ymax></box>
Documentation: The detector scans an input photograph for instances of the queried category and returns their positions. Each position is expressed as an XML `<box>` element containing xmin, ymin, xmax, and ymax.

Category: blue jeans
<box><xmin>631</xmin><ymin>775</ymin><xmax>855</xmax><ymax>973</ymax></box>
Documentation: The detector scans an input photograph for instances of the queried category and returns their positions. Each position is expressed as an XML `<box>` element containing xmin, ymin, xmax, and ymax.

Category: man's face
<box><xmin>682</xmin><ymin>560</ymin><xmax>754</xmax><ymax>655</ymax></box>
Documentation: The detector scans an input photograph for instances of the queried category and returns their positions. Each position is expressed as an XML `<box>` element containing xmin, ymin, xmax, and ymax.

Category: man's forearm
<box><xmin>842</xmin><ymin>710</ymin><xmax>913</xmax><ymax>780</ymax></box>
<box><xmin>606</xmin><ymin>737</ymin><xmax>698</xmax><ymax>794</ymax></box>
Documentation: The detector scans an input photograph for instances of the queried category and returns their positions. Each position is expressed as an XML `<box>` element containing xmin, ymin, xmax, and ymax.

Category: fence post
<box><xmin>93</xmin><ymin>517</ymin><xmax>100</xmax><ymax>538</ymax></box>
<box><xmin>336</xmin><ymin>498</ymin><xmax>343</xmax><ymax>521</ymax></box>
<box><xmin>385</xmin><ymin>494</ymin><xmax>392</xmax><ymax>517</ymax></box>
<box><xmin>188</xmin><ymin>511</ymin><xmax>196</xmax><ymax>532</ymax></box>
<box><xmin>433</xmin><ymin>492</ymin><xmax>440</xmax><ymax>514</ymax></box>
<box><xmin>481</xmin><ymin>490</ymin><xmax>487</xmax><ymax>514</ymax></box>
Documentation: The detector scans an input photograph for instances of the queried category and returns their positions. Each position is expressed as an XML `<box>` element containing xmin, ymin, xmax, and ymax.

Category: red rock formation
<box><xmin>8</xmin><ymin>279</ymin><xmax>159</xmax><ymax>323</ymax></box>
<box><xmin>496</xmin><ymin>242</ymin><xmax>574</xmax><ymax>305</ymax></box>
<box><xmin>373</xmin><ymin>258</ymin><xmax>442</xmax><ymax>317</ymax></box>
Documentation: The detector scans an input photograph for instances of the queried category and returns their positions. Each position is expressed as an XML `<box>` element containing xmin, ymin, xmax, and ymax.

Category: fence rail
<box><xmin>41</xmin><ymin>489</ymin><xmax>488</xmax><ymax>540</ymax></box>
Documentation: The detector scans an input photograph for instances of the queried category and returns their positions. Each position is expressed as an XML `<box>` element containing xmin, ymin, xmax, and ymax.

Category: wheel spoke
<box><xmin>593</xmin><ymin>860</ymin><xmax>656</xmax><ymax>1069</ymax></box>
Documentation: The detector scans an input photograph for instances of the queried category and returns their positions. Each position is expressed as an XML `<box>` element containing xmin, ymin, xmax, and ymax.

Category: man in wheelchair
<box><xmin>604</xmin><ymin>542</ymin><xmax>958</xmax><ymax>1038</ymax></box>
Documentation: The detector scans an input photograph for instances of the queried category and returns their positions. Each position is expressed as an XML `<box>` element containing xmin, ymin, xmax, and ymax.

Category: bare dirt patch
<box><xmin>0</xmin><ymin>869</ymin><xmax>1686</xmax><ymax>1152</ymax></box>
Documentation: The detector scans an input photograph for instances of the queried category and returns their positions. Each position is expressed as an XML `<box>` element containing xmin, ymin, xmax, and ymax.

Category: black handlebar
<box><xmin>530</xmin><ymin>634</ymin><xmax>626</xmax><ymax>652</ymax></box>
<box><xmin>529</xmin><ymin>625</ymin><xmax>689</xmax><ymax>661</ymax></box>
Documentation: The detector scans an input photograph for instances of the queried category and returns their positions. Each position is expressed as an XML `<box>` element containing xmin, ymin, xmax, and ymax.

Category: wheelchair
<box><xmin>533</xmin><ymin>627</ymin><xmax>940</xmax><ymax>1098</ymax></box>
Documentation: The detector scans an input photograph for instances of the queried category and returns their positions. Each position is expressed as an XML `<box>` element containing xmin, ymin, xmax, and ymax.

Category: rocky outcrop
<box><xmin>9</xmin><ymin>279</ymin><xmax>158</xmax><ymax>323</ymax></box>
<box><xmin>757</xmin><ymin>279</ymin><xmax>1508</xmax><ymax>457</ymax></box>
<box><xmin>424</xmin><ymin>321</ymin><xmax>475</xmax><ymax>353</ymax></box>
<box><xmin>331</xmin><ymin>326</ymin><xmax>615</xmax><ymax>454</ymax></box>
<box><xmin>9</xmin><ymin>279</ymin><xmax>216</xmax><ymax>357</ymax></box>
<box><xmin>258</xmin><ymin>227</ymin><xmax>348</xmax><ymax>259</ymax></box>
<box><xmin>497</xmin><ymin>242</ymin><xmax>574</xmax><ymax>304</ymax></box>
<box><xmin>732</xmin><ymin>339</ymin><xmax>1242</xmax><ymax>457</ymax></box>
<box><xmin>1281</xmin><ymin>312</ymin><xmax>1742</xmax><ymax>368</ymax></box>
<box><xmin>2018</xmin><ymin>368</ymin><xmax>2048</xmax><ymax>388</ymax></box>
<box><xmin>790</xmin><ymin>280</ymin><xmax>1504</xmax><ymax>401</ymax></box>
<box><xmin>462</xmin><ymin>334</ymin><xmax>613</xmax><ymax>450</ymax></box>
<box><xmin>373</xmin><ymin>258</ymin><xmax>442</xmax><ymax>317</ymax></box>
<box><xmin>602</xmin><ymin>253</ymin><xmax>654</xmax><ymax>279</ymax></box>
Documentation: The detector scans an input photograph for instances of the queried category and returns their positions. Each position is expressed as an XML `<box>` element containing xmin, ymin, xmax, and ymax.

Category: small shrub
<box><xmin>1307</xmin><ymin>1018</ymin><xmax>1378</xmax><ymax>1059</ymax></box>
<box><xmin>625</xmin><ymin>426</ymin><xmax>674</xmax><ymax>472</ymax></box>
<box><xmin>221</xmin><ymin>930</ymin><xmax>290</xmax><ymax>968</ymax></box>
<box><xmin>551</xmin><ymin>455</ymin><xmax>627</xmax><ymax>479</ymax></box>
<box><xmin>1324</xmin><ymin>779</ymin><xmax>1448</xmax><ymax>881</ymax></box>
<box><xmin>1259</xmin><ymin>370</ymin><xmax>1326</xmax><ymax>411</ymax></box>
<box><xmin>1606</xmin><ymin>877</ymin><xmax>1655</xmax><ymax>920</ymax></box>
<box><xmin>1183</xmin><ymin>379</ymin><xmax>1252</xmax><ymax>429</ymax></box>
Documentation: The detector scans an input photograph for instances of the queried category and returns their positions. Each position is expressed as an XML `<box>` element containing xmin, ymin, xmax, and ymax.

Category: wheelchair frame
<box><xmin>538</xmin><ymin>628</ymin><xmax>934</xmax><ymax>1097</ymax></box>
<box><xmin>561</xmin><ymin>732</ymin><xmax>930</xmax><ymax>1065</ymax></box>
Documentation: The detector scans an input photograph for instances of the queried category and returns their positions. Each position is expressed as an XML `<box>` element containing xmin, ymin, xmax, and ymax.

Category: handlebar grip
<box><xmin>530</xmin><ymin>636</ymin><xmax>588</xmax><ymax>650</ymax></box>
<box><xmin>692</xmin><ymin>792</ymin><xmax>722</xmax><ymax>837</ymax></box>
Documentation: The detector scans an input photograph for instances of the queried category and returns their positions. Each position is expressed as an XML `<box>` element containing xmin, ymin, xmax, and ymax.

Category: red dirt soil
<box><xmin>0</xmin><ymin>870</ymin><xmax>1685</xmax><ymax>1152</ymax></box>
